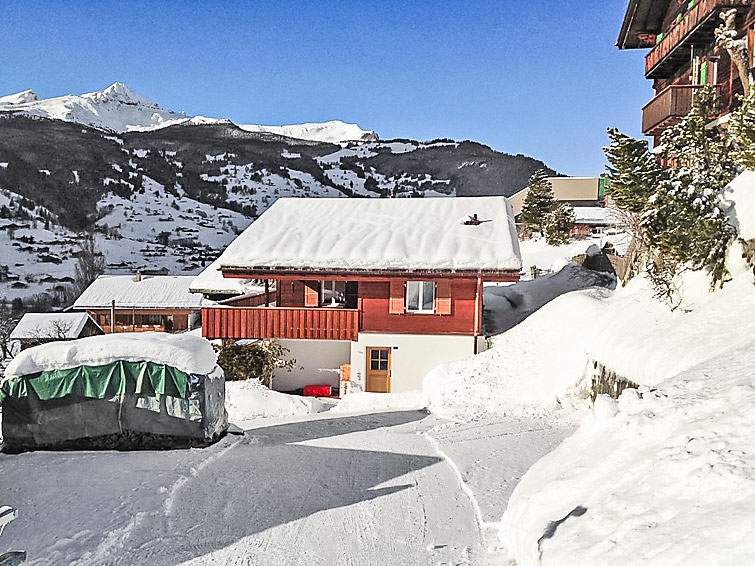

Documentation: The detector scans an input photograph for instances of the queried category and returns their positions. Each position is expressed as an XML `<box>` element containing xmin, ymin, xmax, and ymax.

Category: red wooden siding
<box><xmin>359</xmin><ymin>279</ymin><xmax>478</xmax><ymax>335</ymax></box>
<box><xmin>202</xmin><ymin>306</ymin><xmax>359</xmax><ymax>341</ymax></box>
<box><xmin>279</xmin><ymin>280</ymin><xmax>305</xmax><ymax>306</ymax></box>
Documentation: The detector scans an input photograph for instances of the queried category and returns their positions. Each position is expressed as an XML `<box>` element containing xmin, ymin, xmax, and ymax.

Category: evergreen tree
<box><xmin>646</xmin><ymin>86</ymin><xmax>738</xmax><ymax>287</ymax></box>
<box><xmin>544</xmin><ymin>203</ymin><xmax>575</xmax><ymax>245</ymax></box>
<box><xmin>603</xmin><ymin>128</ymin><xmax>666</xmax><ymax>213</ymax></box>
<box><xmin>520</xmin><ymin>169</ymin><xmax>556</xmax><ymax>235</ymax></box>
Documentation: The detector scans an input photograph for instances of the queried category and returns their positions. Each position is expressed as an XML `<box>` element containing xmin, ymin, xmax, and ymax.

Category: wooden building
<box><xmin>72</xmin><ymin>275</ymin><xmax>203</xmax><ymax>333</ymax></box>
<box><xmin>195</xmin><ymin>197</ymin><xmax>522</xmax><ymax>394</ymax></box>
<box><xmin>618</xmin><ymin>0</ymin><xmax>755</xmax><ymax>145</ymax></box>
<box><xmin>508</xmin><ymin>177</ymin><xmax>609</xmax><ymax>217</ymax></box>
<box><xmin>10</xmin><ymin>312</ymin><xmax>103</xmax><ymax>351</ymax></box>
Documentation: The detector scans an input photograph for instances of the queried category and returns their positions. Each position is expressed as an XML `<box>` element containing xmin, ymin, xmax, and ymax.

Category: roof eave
<box><xmin>219</xmin><ymin>266</ymin><xmax>522</xmax><ymax>281</ymax></box>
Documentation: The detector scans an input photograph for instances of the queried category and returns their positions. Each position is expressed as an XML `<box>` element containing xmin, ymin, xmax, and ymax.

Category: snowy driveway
<box><xmin>0</xmin><ymin>410</ymin><xmax>488</xmax><ymax>565</ymax></box>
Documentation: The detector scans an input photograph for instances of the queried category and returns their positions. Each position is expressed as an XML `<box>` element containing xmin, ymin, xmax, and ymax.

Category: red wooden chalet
<box><xmin>194</xmin><ymin>196</ymin><xmax>522</xmax><ymax>393</ymax></box>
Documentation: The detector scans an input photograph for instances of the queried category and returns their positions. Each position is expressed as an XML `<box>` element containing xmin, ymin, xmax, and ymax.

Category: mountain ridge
<box><xmin>0</xmin><ymin>82</ymin><xmax>377</xmax><ymax>144</ymax></box>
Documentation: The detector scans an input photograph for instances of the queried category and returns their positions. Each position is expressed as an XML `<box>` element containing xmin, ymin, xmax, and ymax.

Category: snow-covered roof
<box><xmin>73</xmin><ymin>275</ymin><xmax>204</xmax><ymax>309</ymax></box>
<box><xmin>206</xmin><ymin>197</ymin><xmax>521</xmax><ymax>275</ymax></box>
<box><xmin>4</xmin><ymin>332</ymin><xmax>217</xmax><ymax>378</ymax></box>
<box><xmin>572</xmin><ymin>207</ymin><xmax>622</xmax><ymax>225</ymax></box>
<box><xmin>190</xmin><ymin>256</ymin><xmax>267</xmax><ymax>296</ymax></box>
<box><xmin>10</xmin><ymin>312</ymin><xmax>99</xmax><ymax>340</ymax></box>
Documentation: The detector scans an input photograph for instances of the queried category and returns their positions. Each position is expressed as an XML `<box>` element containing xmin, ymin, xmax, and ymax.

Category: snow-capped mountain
<box><xmin>0</xmin><ymin>83</ymin><xmax>185</xmax><ymax>133</ymax></box>
<box><xmin>0</xmin><ymin>83</ymin><xmax>376</xmax><ymax>143</ymax></box>
<box><xmin>238</xmin><ymin>120</ymin><xmax>377</xmax><ymax>144</ymax></box>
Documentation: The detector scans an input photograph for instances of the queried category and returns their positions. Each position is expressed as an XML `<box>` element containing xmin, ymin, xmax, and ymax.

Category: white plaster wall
<box><xmin>272</xmin><ymin>339</ymin><xmax>351</xmax><ymax>392</ymax></box>
<box><xmin>350</xmin><ymin>333</ymin><xmax>476</xmax><ymax>393</ymax></box>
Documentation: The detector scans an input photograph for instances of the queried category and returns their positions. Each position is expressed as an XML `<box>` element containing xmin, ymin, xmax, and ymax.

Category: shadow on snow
<box><xmin>0</xmin><ymin>410</ymin><xmax>436</xmax><ymax>565</ymax></box>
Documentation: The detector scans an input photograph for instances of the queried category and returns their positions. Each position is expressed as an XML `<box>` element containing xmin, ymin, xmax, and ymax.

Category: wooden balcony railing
<box><xmin>202</xmin><ymin>306</ymin><xmax>360</xmax><ymax>341</ymax></box>
<box><xmin>642</xmin><ymin>84</ymin><xmax>720</xmax><ymax>135</ymax></box>
<box><xmin>105</xmin><ymin>324</ymin><xmax>166</xmax><ymax>333</ymax></box>
<box><xmin>645</xmin><ymin>0</ymin><xmax>749</xmax><ymax>78</ymax></box>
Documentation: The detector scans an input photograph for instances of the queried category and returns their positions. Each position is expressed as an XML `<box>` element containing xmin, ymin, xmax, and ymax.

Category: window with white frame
<box><xmin>321</xmin><ymin>280</ymin><xmax>346</xmax><ymax>306</ymax></box>
<box><xmin>405</xmin><ymin>281</ymin><xmax>435</xmax><ymax>313</ymax></box>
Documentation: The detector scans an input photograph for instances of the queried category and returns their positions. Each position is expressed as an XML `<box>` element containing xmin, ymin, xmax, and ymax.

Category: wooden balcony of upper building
<box><xmin>645</xmin><ymin>0</ymin><xmax>750</xmax><ymax>79</ymax></box>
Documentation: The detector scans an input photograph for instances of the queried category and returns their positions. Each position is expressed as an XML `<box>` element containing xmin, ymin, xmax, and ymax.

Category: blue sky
<box><xmin>3</xmin><ymin>0</ymin><xmax>650</xmax><ymax>176</ymax></box>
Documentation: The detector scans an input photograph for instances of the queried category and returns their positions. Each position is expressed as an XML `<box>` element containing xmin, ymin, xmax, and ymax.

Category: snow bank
<box><xmin>4</xmin><ymin>332</ymin><xmax>217</xmax><ymax>378</ymax></box>
<box><xmin>483</xmin><ymin>262</ymin><xmax>615</xmax><ymax>335</ymax></box>
<box><xmin>224</xmin><ymin>379</ymin><xmax>325</xmax><ymax>425</ymax></box>
<box><xmin>500</xmin><ymin>342</ymin><xmax>755</xmax><ymax>565</ymax></box>
<box><xmin>424</xmin><ymin>287</ymin><xmax>611</xmax><ymax>421</ymax></box>
<box><xmin>722</xmin><ymin>169</ymin><xmax>755</xmax><ymax>240</ymax></box>
<box><xmin>331</xmin><ymin>391</ymin><xmax>426</xmax><ymax>414</ymax></box>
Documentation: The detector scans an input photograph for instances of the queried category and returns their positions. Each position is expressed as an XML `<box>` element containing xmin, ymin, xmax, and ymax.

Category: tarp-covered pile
<box><xmin>0</xmin><ymin>333</ymin><xmax>227</xmax><ymax>451</ymax></box>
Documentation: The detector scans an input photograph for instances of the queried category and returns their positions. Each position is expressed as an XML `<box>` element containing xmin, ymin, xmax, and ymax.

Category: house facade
<box><xmin>195</xmin><ymin>197</ymin><xmax>522</xmax><ymax>393</ymax></box>
<box><xmin>618</xmin><ymin>0</ymin><xmax>755</xmax><ymax>145</ymax></box>
<box><xmin>73</xmin><ymin>275</ymin><xmax>204</xmax><ymax>333</ymax></box>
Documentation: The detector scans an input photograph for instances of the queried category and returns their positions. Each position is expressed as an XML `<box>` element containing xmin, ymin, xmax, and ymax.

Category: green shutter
<box><xmin>687</xmin><ymin>0</ymin><xmax>697</xmax><ymax>9</ymax></box>
<box><xmin>700</xmin><ymin>60</ymin><xmax>709</xmax><ymax>85</ymax></box>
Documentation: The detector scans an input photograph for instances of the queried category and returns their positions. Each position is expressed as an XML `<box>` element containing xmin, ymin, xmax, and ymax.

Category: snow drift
<box><xmin>224</xmin><ymin>379</ymin><xmax>326</xmax><ymax>425</ymax></box>
<box><xmin>496</xmin><ymin>169</ymin><xmax>755</xmax><ymax>564</ymax></box>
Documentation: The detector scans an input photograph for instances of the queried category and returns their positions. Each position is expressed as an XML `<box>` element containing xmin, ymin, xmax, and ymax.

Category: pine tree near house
<box><xmin>603</xmin><ymin>87</ymin><xmax>738</xmax><ymax>298</ymax></box>
<box><xmin>646</xmin><ymin>86</ymin><xmax>737</xmax><ymax>290</ymax></box>
<box><xmin>604</xmin><ymin>128</ymin><xmax>666</xmax><ymax>213</ymax></box>
<box><xmin>544</xmin><ymin>203</ymin><xmax>575</xmax><ymax>245</ymax></box>
<box><xmin>520</xmin><ymin>169</ymin><xmax>557</xmax><ymax>235</ymax></box>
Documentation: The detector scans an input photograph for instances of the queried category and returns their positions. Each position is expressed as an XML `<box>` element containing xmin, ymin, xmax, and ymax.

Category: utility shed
<box><xmin>72</xmin><ymin>275</ymin><xmax>204</xmax><ymax>333</ymax></box>
<box><xmin>10</xmin><ymin>312</ymin><xmax>103</xmax><ymax>351</ymax></box>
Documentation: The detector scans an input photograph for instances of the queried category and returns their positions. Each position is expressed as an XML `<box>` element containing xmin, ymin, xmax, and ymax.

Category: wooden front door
<box><xmin>366</xmin><ymin>347</ymin><xmax>391</xmax><ymax>393</ymax></box>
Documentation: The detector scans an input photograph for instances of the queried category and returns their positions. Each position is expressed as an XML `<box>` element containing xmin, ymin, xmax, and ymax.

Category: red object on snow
<box><xmin>303</xmin><ymin>385</ymin><xmax>332</xmax><ymax>397</ymax></box>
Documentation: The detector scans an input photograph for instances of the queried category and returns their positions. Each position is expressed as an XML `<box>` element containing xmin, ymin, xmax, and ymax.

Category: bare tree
<box><xmin>74</xmin><ymin>233</ymin><xmax>105</xmax><ymax>295</ymax></box>
<box><xmin>0</xmin><ymin>307</ymin><xmax>21</xmax><ymax>360</ymax></box>
<box><xmin>716</xmin><ymin>9</ymin><xmax>751</xmax><ymax>97</ymax></box>
<box><xmin>24</xmin><ymin>320</ymin><xmax>74</xmax><ymax>348</ymax></box>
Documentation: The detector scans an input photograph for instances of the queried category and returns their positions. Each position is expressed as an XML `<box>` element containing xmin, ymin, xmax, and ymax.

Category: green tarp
<box><xmin>0</xmin><ymin>360</ymin><xmax>189</xmax><ymax>405</ymax></box>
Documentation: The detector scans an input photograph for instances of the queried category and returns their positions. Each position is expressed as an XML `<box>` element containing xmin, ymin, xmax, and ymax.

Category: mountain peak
<box><xmin>0</xmin><ymin>89</ymin><xmax>39</xmax><ymax>105</ymax></box>
<box><xmin>88</xmin><ymin>82</ymin><xmax>154</xmax><ymax>107</ymax></box>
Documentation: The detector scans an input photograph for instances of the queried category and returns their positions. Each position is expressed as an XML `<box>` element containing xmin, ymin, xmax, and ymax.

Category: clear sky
<box><xmin>3</xmin><ymin>0</ymin><xmax>651</xmax><ymax>176</ymax></box>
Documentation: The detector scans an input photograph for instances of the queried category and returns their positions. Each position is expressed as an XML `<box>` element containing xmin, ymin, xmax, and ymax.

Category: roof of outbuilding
<box><xmin>10</xmin><ymin>312</ymin><xmax>100</xmax><ymax>340</ymax></box>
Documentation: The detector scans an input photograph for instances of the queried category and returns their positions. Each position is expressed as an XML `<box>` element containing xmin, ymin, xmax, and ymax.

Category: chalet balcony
<box><xmin>642</xmin><ymin>84</ymin><xmax>720</xmax><ymax>135</ymax></box>
<box><xmin>202</xmin><ymin>306</ymin><xmax>360</xmax><ymax>341</ymax></box>
<box><xmin>645</xmin><ymin>0</ymin><xmax>749</xmax><ymax>78</ymax></box>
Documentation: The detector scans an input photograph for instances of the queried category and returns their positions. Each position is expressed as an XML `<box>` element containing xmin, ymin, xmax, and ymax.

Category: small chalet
<box><xmin>571</xmin><ymin>207</ymin><xmax>623</xmax><ymax>238</ymax></box>
<box><xmin>10</xmin><ymin>312</ymin><xmax>103</xmax><ymax>351</ymax></box>
<box><xmin>73</xmin><ymin>275</ymin><xmax>203</xmax><ymax>333</ymax></box>
<box><xmin>196</xmin><ymin>196</ymin><xmax>522</xmax><ymax>393</ymax></box>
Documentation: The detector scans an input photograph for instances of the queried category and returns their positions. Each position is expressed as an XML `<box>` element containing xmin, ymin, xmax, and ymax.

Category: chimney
<box><xmin>134</xmin><ymin>272</ymin><xmax>142</xmax><ymax>282</ymax></box>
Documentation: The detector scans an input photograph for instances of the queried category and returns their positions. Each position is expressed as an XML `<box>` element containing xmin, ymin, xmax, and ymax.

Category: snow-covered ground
<box><xmin>0</xmin><ymin>410</ymin><xmax>491</xmax><ymax>566</ymax></box>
